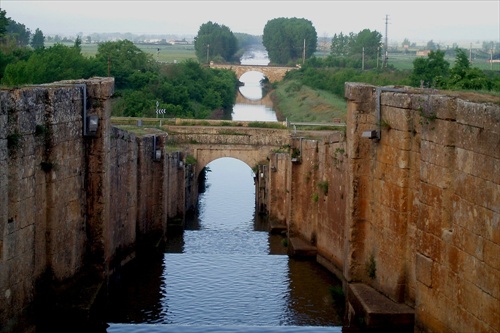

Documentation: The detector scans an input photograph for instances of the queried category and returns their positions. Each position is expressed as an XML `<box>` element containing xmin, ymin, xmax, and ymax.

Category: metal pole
<box><xmin>383</xmin><ymin>15</ymin><xmax>389</xmax><ymax>68</ymax></box>
<box><xmin>302</xmin><ymin>39</ymin><xmax>306</xmax><ymax>64</ymax></box>
<box><xmin>362</xmin><ymin>47</ymin><xmax>365</xmax><ymax>70</ymax></box>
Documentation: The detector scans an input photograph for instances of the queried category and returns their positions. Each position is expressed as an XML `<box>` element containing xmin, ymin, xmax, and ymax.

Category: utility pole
<box><xmin>362</xmin><ymin>47</ymin><xmax>365</xmax><ymax>70</ymax></box>
<box><xmin>383</xmin><ymin>14</ymin><xmax>389</xmax><ymax>68</ymax></box>
<box><xmin>491</xmin><ymin>42</ymin><xmax>494</xmax><ymax>70</ymax></box>
<box><xmin>469</xmin><ymin>43</ymin><xmax>472</xmax><ymax>64</ymax></box>
<box><xmin>377</xmin><ymin>46</ymin><xmax>380</xmax><ymax>69</ymax></box>
<box><xmin>207</xmin><ymin>44</ymin><xmax>210</xmax><ymax>64</ymax></box>
<box><xmin>302</xmin><ymin>39</ymin><xmax>306</xmax><ymax>64</ymax></box>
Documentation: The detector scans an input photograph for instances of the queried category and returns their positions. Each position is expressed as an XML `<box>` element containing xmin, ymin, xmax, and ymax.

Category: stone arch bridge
<box><xmin>210</xmin><ymin>63</ymin><xmax>298</xmax><ymax>83</ymax></box>
<box><xmin>164</xmin><ymin>124</ymin><xmax>291</xmax><ymax>173</ymax></box>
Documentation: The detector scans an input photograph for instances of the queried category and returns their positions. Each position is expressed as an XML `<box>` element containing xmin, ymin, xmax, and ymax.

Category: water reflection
<box><xmin>105</xmin><ymin>157</ymin><xmax>343</xmax><ymax>329</ymax></box>
<box><xmin>232</xmin><ymin>47</ymin><xmax>277</xmax><ymax>122</ymax></box>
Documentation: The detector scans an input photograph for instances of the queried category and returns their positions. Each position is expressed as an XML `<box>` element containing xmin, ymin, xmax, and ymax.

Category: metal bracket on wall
<box><xmin>362</xmin><ymin>86</ymin><xmax>406</xmax><ymax>141</ymax></box>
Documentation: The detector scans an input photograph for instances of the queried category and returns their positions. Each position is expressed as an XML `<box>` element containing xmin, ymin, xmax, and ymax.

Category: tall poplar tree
<box><xmin>194</xmin><ymin>21</ymin><xmax>238</xmax><ymax>63</ymax></box>
<box><xmin>262</xmin><ymin>17</ymin><xmax>317</xmax><ymax>65</ymax></box>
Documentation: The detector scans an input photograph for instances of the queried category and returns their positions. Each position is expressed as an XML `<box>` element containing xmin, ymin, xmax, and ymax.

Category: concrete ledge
<box><xmin>347</xmin><ymin>283</ymin><xmax>414</xmax><ymax>332</ymax></box>
<box><xmin>288</xmin><ymin>237</ymin><xmax>317</xmax><ymax>258</ymax></box>
<box><xmin>270</xmin><ymin>221</ymin><xmax>287</xmax><ymax>234</ymax></box>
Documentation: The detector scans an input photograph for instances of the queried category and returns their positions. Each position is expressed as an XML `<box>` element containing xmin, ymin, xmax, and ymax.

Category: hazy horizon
<box><xmin>1</xmin><ymin>0</ymin><xmax>499</xmax><ymax>46</ymax></box>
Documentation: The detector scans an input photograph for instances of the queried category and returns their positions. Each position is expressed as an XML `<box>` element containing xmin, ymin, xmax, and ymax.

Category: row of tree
<box><xmin>1</xmin><ymin>9</ymin><xmax>239</xmax><ymax>118</ymax></box>
<box><xmin>1</xmin><ymin>7</ymin><xmax>497</xmax><ymax>122</ymax></box>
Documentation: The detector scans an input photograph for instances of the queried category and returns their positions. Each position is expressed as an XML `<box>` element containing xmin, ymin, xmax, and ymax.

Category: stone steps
<box><xmin>288</xmin><ymin>237</ymin><xmax>317</xmax><ymax>258</ymax></box>
<box><xmin>347</xmin><ymin>283</ymin><xmax>414</xmax><ymax>332</ymax></box>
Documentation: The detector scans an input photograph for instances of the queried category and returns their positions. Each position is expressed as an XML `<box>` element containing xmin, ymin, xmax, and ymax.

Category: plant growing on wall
<box><xmin>185</xmin><ymin>155</ymin><xmax>197</xmax><ymax>165</ymax></box>
<box><xmin>318</xmin><ymin>180</ymin><xmax>329</xmax><ymax>195</ymax></box>
<box><xmin>7</xmin><ymin>131</ymin><xmax>21</xmax><ymax>151</ymax></box>
<box><xmin>365</xmin><ymin>253</ymin><xmax>377</xmax><ymax>279</ymax></box>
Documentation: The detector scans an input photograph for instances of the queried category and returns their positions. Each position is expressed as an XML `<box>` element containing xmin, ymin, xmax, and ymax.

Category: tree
<box><xmin>6</xmin><ymin>17</ymin><xmax>31</xmax><ymax>46</ymax></box>
<box><xmin>95</xmin><ymin>40</ymin><xmax>156</xmax><ymax>89</ymax></box>
<box><xmin>2</xmin><ymin>43</ymin><xmax>96</xmax><ymax>85</ymax></box>
<box><xmin>263</xmin><ymin>17</ymin><xmax>317</xmax><ymax>65</ymax></box>
<box><xmin>448</xmin><ymin>48</ymin><xmax>492</xmax><ymax>90</ymax></box>
<box><xmin>409</xmin><ymin>50</ymin><xmax>449</xmax><ymax>88</ymax></box>
<box><xmin>348</xmin><ymin>29</ymin><xmax>382</xmax><ymax>61</ymax></box>
<box><xmin>30</xmin><ymin>28</ymin><xmax>45</xmax><ymax>49</ymax></box>
<box><xmin>330</xmin><ymin>32</ymin><xmax>350</xmax><ymax>56</ymax></box>
<box><xmin>0</xmin><ymin>9</ymin><xmax>8</xmax><ymax>38</ymax></box>
<box><xmin>426</xmin><ymin>40</ymin><xmax>438</xmax><ymax>51</ymax></box>
<box><xmin>194</xmin><ymin>21</ymin><xmax>238</xmax><ymax>63</ymax></box>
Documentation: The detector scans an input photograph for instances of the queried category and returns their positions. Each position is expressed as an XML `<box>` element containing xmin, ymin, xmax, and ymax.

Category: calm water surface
<box><xmin>106</xmin><ymin>158</ymin><xmax>343</xmax><ymax>332</ymax></box>
<box><xmin>105</xmin><ymin>48</ymin><xmax>343</xmax><ymax>333</ymax></box>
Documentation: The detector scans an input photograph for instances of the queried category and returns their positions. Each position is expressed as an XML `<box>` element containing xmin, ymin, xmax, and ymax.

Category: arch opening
<box><xmin>196</xmin><ymin>157</ymin><xmax>257</xmax><ymax>232</ymax></box>
<box><xmin>238</xmin><ymin>71</ymin><xmax>267</xmax><ymax>101</ymax></box>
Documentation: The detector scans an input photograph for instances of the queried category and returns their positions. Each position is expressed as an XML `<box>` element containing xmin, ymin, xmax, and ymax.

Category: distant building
<box><xmin>416</xmin><ymin>50</ymin><xmax>431</xmax><ymax>57</ymax></box>
<box><xmin>168</xmin><ymin>39</ymin><xmax>190</xmax><ymax>45</ymax></box>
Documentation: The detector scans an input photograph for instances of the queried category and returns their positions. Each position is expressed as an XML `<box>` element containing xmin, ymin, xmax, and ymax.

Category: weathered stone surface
<box><xmin>344</xmin><ymin>83</ymin><xmax>500</xmax><ymax>333</ymax></box>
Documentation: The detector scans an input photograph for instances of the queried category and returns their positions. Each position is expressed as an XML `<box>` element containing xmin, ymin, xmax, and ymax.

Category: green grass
<box><xmin>273</xmin><ymin>80</ymin><xmax>347</xmax><ymax>123</ymax></box>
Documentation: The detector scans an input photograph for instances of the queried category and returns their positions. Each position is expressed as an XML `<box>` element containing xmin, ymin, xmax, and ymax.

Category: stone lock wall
<box><xmin>0</xmin><ymin>78</ymin><xmax>186</xmax><ymax>332</ymax></box>
<box><xmin>344</xmin><ymin>83</ymin><xmax>499</xmax><ymax>333</ymax></box>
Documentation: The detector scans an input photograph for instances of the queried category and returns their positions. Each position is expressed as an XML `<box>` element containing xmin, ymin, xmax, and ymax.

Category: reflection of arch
<box><xmin>235</xmin><ymin>90</ymin><xmax>273</xmax><ymax>106</ymax></box>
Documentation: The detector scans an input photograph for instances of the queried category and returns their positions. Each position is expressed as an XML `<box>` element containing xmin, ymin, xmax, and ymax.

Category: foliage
<box><xmin>112</xmin><ymin>59</ymin><xmax>238</xmax><ymax>118</ymax></box>
<box><xmin>194</xmin><ymin>21</ymin><xmax>238</xmax><ymax>63</ymax></box>
<box><xmin>0</xmin><ymin>9</ymin><xmax>7</xmax><ymax>37</ymax></box>
<box><xmin>330</xmin><ymin>32</ymin><xmax>350</xmax><ymax>56</ymax></box>
<box><xmin>318</xmin><ymin>180</ymin><xmax>328</xmax><ymax>195</ymax></box>
<box><xmin>409</xmin><ymin>50</ymin><xmax>450</xmax><ymax>88</ymax></box>
<box><xmin>329</xmin><ymin>29</ymin><xmax>382</xmax><ymax>69</ymax></box>
<box><xmin>95</xmin><ymin>40</ymin><xmax>157</xmax><ymax>89</ymax></box>
<box><xmin>366</xmin><ymin>253</ymin><xmax>377</xmax><ymax>279</ymax></box>
<box><xmin>262</xmin><ymin>17</ymin><xmax>317</xmax><ymax>65</ymax></box>
<box><xmin>447</xmin><ymin>48</ymin><xmax>492</xmax><ymax>90</ymax></box>
<box><xmin>30</xmin><ymin>28</ymin><xmax>45</xmax><ymax>50</ymax></box>
<box><xmin>409</xmin><ymin>48</ymin><xmax>496</xmax><ymax>91</ymax></box>
<box><xmin>6</xmin><ymin>15</ymin><xmax>31</xmax><ymax>47</ymax></box>
<box><xmin>2</xmin><ymin>43</ymin><xmax>96</xmax><ymax>85</ymax></box>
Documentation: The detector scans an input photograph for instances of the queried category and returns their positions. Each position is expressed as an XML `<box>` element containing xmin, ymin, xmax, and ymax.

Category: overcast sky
<box><xmin>1</xmin><ymin>0</ymin><xmax>499</xmax><ymax>44</ymax></box>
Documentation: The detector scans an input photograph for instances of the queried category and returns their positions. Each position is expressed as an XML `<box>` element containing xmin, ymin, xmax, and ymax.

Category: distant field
<box><xmin>47</xmin><ymin>41</ymin><xmax>499</xmax><ymax>71</ymax></box>
<box><xmin>45</xmin><ymin>41</ymin><xmax>198</xmax><ymax>63</ymax></box>
<box><xmin>388</xmin><ymin>53</ymin><xmax>500</xmax><ymax>71</ymax></box>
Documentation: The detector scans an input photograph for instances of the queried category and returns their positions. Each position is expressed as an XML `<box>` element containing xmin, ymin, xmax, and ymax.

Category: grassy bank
<box><xmin>271</xmin><ymin>80</ymin><xmax>347</xmax><ymax>123</ymax></box>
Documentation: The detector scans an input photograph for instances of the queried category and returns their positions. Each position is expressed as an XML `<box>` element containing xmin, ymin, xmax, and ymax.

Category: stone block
<box><xmin>380</xmin><ymin>127</ymin><xmax>412</xmax><ymax>151</ymax></box>
<box><xmin>455</xmin><ymin>122</ymin><xmax>500</xmax><ymax>159</ymax></box>
<box><xmin>421</xmin><ymin>118</ymin><xmax>457</xmax><ymax>146</ymax></box>
<box><xmin>347</xmin><ymin>283</ymin><xmax>414</xmax><ymax>332</ymax></box>
<box><xmin>381</xmin><ymin>90</ymin><xmax>413</xmax><ymax>110</ymax></box>
<box><xmin>382</xmin><ymin>106</ymin><xmax>413</xmax><ymax>133</ymax></box>
<box><xmin>456</xmin><ymin>99</ymin><xmax>500</xmax><ymax>132</ymax></box>
<box><xmin>416</xmin><ymin>231</ymin><xmax>442</xmax><ymax>260</ymax></box>
<box><xmin>479</xmin><ymin>291</ymin><xmax>500</xmax><ymax>331</ymax></box>
<box><xmin>476</xmin><ymin>260</ymin><xmax>500</xmax><ymax>299</ymax></box>
<box><xmin>420</xmin><ymin>139</ymin><xmax>455</xmax><ymax>167</ymax></box>
<box><xmin>430</xmin><ymin>94</ymin><xmax>457</xmax><ymax>121</ymax></box>
<box><xmin>483</xmin><ymin>240</ymin><xmax>500</xmax><ymax>270</ymax></box>
<box><xmin>376</xmin><ymin>144</ymin><xmax>410</xmax><ymax>169</ymax></box>
<box><xmin>415</xmin><ymin>253</ymin><xmax>433</xmax><ymax>288</ymax></box>
<box><xmin>345</xmin><ymin>82</ymin><xmax>376</xmax><ymax>103</ymax></box>
<box><xmin>419</xmin><ymin>182</ymin><xmax>443</xmax><ymax>207</ymax></box>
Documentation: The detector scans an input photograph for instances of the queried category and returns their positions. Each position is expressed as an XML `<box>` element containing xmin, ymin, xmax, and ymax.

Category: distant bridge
<box><xmin>209</xmin><ymin>63</ymin><xmax>298</xmax><ymax>83</ymax></box>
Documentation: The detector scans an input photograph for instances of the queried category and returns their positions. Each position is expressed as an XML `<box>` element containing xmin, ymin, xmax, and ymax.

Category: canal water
<box><xmin>105</xmin><ymin>48</ymin><xmax>344</xmax><ymax>333</ymax></box>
